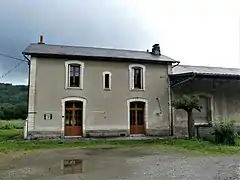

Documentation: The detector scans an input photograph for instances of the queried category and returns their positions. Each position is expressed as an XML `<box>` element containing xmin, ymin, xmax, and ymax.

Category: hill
<box><xmin>0</xmin><ymin>83</ymin><xmax>28</xmax><ymax>120</ymax></box>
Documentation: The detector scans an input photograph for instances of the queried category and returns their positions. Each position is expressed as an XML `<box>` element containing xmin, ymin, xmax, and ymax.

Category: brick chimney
<box><xmin>38</xmin><ymin>35</ymin><xmax>44</xmax><ymax>44</ymax></box>
<box><xmin>151</xmin><ymin>44</ymin><xmax>161</xmax><ymax>55</ymax></box>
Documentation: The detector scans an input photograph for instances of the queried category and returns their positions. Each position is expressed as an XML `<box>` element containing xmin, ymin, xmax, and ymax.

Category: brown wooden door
<box><xmin>64</xmin><ymin>101</ymin><xmax>83</xmax><ymax>136</ymax></box>
<box><xmin>130</xmin><ymin>102</ymin><xmax>145</xmax><ymax>134</ymax></box>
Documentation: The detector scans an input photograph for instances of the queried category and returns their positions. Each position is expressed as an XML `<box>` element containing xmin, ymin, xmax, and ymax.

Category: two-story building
<box><xmin>22</xmin><ymin>36</ymin><xmax>179</xmax><ymax>139</ymax></box>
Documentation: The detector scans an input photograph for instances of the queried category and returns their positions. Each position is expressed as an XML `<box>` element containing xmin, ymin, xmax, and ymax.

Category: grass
<box><xmin>0</xmin><ymin>129</ymin><xmax>240</xmax><ymax>155</ymax></box>
<box><xmin>0</xmin><ymin>129</ymin><xmax>23</xmax><ymax>141</ymax></box>
<box><xmin>0</xmin><ymin>120</ymin><xmax>24</xmax><ymax>129</ymax></box>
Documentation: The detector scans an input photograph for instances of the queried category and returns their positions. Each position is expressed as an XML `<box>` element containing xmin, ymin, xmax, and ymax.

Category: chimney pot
<box><xmin>38</xmin><ymin>35</ymin><xmax>44</xmax><ymax>44</ymax></box>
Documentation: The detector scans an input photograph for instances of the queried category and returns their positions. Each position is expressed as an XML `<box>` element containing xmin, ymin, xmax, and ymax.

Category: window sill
<box><xmin>103</xmin><ymin>88</ymin><xmax>111</xmax><ymax>91</ymax></box>
<box><xmin>65</xmin><ymin>87</ymin><xmax>83</xmax><ymax>90</ymax></box>
<box><xmin>130</xmin><ymin>88</ymin><xmax>145</xmax><ymax>91</ymax></box>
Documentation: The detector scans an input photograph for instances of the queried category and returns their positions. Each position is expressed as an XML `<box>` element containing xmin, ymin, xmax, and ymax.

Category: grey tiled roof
<box><xmin>23</xmin><ymin>43</ymin><xmax>177</xmax><ymax>63</ymax></box>
<box><xmin>172</xmin><ymin>65</ymin><xmax>240</xmax><ymax>76</ymax></box>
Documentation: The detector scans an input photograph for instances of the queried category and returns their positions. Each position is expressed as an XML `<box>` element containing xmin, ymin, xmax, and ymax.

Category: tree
<box><xmin>0</xmin><ymin>83</ymin><xmax>28</xmax><ymax>120</ymax></box>
<box><xmin>172</xmin><ymin>94</ymin><xmax>202</xmax><ymax>139</ymax></box>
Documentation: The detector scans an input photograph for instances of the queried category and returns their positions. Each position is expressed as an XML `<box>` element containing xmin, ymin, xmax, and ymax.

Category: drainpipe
<box><xmin>22</xmin><ymin>53</ymin><xmax>31</xmax><ymax>140</ymax></box>
<box><xmin>169</xmin><ymin>61</ymin><xmax>180</xmax><ymax>136</ymax></box>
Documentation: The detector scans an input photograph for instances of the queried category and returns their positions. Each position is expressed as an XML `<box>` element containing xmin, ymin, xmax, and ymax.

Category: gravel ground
<box><xmin>0</xmin><ymin>147</ymin><xmax>240</xmax><ymax>180</ymax></box>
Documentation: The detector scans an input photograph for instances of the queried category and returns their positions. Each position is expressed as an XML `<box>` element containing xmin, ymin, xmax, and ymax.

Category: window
<box><xmin>103</xmin><ymin>71</ymin><xmax>112</xmax><ymax>90</ymax></box>
<box><xmin>193</xmin><ymin>95</ymin><xmax>212</xmax><ymax>124</ymax></box>
<box><xmin>65</xmin><ymin>61</ymin><xmax>84</xmax><ymax>89</ymax></box>
<box><xmin>129</xmin><ymin>64</ymin><xmax>146</xmax><ymax>90</ymax></box>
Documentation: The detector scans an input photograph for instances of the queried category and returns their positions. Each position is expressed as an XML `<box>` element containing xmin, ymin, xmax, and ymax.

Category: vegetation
<box><xmin>0</xmin><ymin>129</ymin><xmax>22</xmax><ymax>141</ymax></box>
<box><xmin>0</xmin><ymin>128</ymin><xmax>240</xmax><ymax>155</ymax></box>
<box><xmin>0</xmin><ymin>83</ymin><xmax>28</xmax><ymax>120</ymax></box>
<box><xmin>212</xmin><ymin>117</ymin><xmax>237</xmax><ymax>145</ymax></box>
<box><xmin>0</xmin><ymin>120</ymin><xmax>24</xmax><ymax>130</ymax></box>
<box><xmin>172</xmin><ymin>94</ymin><xmax>202</xmax><ymax>139</ymax></box>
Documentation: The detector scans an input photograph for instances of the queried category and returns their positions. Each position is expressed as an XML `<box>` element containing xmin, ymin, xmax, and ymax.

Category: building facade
<box><xmin>23</xmin><ymin>39</ymin><xmax>178</xmax><ymax>139</ymax></box>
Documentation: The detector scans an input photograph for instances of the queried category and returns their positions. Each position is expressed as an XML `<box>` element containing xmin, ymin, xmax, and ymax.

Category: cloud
<box><xmin>0</xmin><ymin>0</ymin><xmax>239</xmax><ymax>85</ymax></box>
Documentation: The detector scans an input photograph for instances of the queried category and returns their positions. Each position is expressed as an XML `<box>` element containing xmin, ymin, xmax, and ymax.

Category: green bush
<box><xmin>212</xmin><ymin>118</ymin><xmax>237</xmax><ymax>145</ymax></box>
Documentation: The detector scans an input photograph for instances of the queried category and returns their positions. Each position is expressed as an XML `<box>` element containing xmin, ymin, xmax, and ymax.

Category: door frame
<box><xmin>61</xmin><ymin>97</ymin><xmax>86</xmax><ymax>137</ymax></box>
<box><xmin>127</xmin><ymin>98</ymin><xmax>148</xmax><ymax>134</ymax></box>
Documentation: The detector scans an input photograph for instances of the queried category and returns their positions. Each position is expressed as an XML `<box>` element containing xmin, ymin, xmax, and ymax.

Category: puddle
<box><xmin>60</xmin><ymin>159</ymin><xmax>83</xmax><ymax>175</ymax></box>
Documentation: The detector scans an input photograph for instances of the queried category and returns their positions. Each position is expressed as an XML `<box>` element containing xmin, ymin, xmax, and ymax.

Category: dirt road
<box><xmin>0</xmin><ymin>147</ymin><xmax>240</xmax><ymax>180</ymax></box>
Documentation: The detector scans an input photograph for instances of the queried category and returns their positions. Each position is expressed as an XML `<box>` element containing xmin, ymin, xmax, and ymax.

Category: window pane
<box><xmin>104</xmin><ymin>74</ymin><xmax>110</xmax><ymax>88</ymax></box>
<box><xmin>75</xmin><ymin>101</ymin><xmax>83</xmax><ymax>109</ymax></box>
<box><xmin>137</xmin><ymin>102</ymin><xmax>145</xmax><ymax>109</ymax></box>
<box><xmin>74</xmin><ymin>76</ymin><xmax>80</xmax><ymax>87</ymax></box>
<box><xmin>130</xmin><ymin>110</ymin><xmax>135</xmax><ymax>125</ymax></box>
<box><xmin>65</xmin><ymin>110</ymin><xmax>73</xmax><ymax>126</ymax></box>
<box><xmin>70</xmin><ymin>76</ymin><xmax>80</xmax><ymax>87</ymax></box>
<box><xmin>74</xmin><ymin>66</ymin><xmax>80</xmax><ymax>76</ymax></box>
<box><xmin>75</xmin><ymin>110</ymin><xmax>82</xmax><ymax>126</ymax></box>
<box><xmin>65</xmin><ymin>101</ymin><xmax>74</xmax><ymax>109</ymax></box>
<box><xmin>137</xmin><ymin>110</ymin><xmax>144</xmax><ymax>125</ymax></box>
<box><xmin>130</xmin><ymin>102</ymin><xmax>135</xmax><ymax>109</ymax></box>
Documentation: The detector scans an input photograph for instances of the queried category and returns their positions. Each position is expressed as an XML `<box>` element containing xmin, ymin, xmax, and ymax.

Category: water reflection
<box><xmin>61</xmin><ymin>159</ymin><xmax>83</xmax><ymax>175</ymax></box>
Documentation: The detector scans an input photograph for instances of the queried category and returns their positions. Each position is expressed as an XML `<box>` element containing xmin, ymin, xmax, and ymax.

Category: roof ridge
<box><xmin>30</xmin><ymin>43</ymin><xmax>152</xmax><ymax>54</ymax></box>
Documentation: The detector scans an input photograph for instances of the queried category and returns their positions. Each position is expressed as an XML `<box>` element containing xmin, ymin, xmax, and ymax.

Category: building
<box><xmin>170</xmin><ymin>65</ymin><xmax>240</xmax><ymax>136</ymax></box>
<box><xmin>23</xmin><ymin>36</ymin><xmax>240</xmax><ymax>139</ymax></box>
<box><xmin>22</xmin><ymin>36</ymin><xmax>179</xmax><ymax>139</ymax></box>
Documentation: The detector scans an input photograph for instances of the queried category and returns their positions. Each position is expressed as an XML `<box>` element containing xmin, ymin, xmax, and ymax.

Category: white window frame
<box><xmin>65</xmin><ymin>61</ymin><xmax>84</xmax><ymax>89</ymax></box>
<box><xmin>129</xmin><ymin>64</ymin><xmax>146</xmax><ymax>90</ymax></box>
<box><xmin>102</xmin><ymin>71</ymin><xmax>112</xmax><ymax>90</ymax></box>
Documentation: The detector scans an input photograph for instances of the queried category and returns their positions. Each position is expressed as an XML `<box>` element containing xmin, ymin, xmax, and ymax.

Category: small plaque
<box><xmin>44</xmin><ymin>113</ymin><xmax>52</xmax><ymax>120</ymax></box>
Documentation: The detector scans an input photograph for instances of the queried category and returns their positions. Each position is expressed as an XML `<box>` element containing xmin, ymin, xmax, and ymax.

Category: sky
<box><xmin>0</xmin><ymin>0</ymin><xmax>239</xmax><ymax>85</ymax></box>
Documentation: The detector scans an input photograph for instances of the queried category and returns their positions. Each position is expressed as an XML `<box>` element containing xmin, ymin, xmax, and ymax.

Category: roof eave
<box><xmin>170</xmin><ymin>72</ymin><xmax>240</xmax><ymax>79</ymax></box>
<box><xmin>22</xmin><ymin>52</ymin><xmax>178</xmax><ymax>64</ymax></box>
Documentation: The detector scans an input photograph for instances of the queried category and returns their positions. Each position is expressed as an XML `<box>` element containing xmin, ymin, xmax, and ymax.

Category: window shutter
<box><xmin>131</xmin><ymin>68</ymin><xmax>134</xmax><ymax>89</ymax></box>
<box><xmin>68</xmin><ymin>65</ymin><xmax>71</xmax><ymax>87</ymax></box>
<box><xmin>142</xmin><ymin>67</ymin><xmax>145</xmax><ymax>90</ymax></box>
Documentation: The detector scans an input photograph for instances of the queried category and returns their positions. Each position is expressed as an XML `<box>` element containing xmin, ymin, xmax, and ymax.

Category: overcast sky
<box><xmin>0</xmin><ymin>0</ymin><xmax>239</xmax><ymax>85</ymax></box>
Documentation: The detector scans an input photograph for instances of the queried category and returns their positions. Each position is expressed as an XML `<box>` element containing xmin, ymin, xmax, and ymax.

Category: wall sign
<box><xmin>44</xmin><ymin>113</ymin><xmax>52</xmax><ymax>120</ymax></box>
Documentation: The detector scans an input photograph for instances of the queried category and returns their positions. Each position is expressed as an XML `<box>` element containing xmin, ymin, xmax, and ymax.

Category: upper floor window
<box><xmin>65</xmin><ymin>61</ymin><xmax>84</xmax><ymax>89</ymax></box>
<box><xmin>103</xmin><ymin>71</ymin><xmax>112</xmax><ymax>90</ymax></box>
<box><xmin>129</xmin><ymin>64</ymin><xmax>146</xmax><ymax>90</ymax></box>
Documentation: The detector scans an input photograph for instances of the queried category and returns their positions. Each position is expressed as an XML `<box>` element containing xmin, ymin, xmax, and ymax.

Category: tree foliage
<box><xmin>172</xmin><ymin>94</ymin><xmax>202</xmax><ymax>112</ymax></box>
<box><xmin>0</xmin><ymin>83</ymin><xmax>27</xmax><ymax>120</ymax></box>
<box><xmin>172</xmin><ymin>94</ymin><xmax>202</xmax><ymax>139</ymax></box>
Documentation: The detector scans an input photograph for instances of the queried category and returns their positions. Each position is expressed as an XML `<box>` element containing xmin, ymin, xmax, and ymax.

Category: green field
<box><xmin>0</xmin><ymin>120</ymin><xmax>24</xmax><ymax>130</ymax></box>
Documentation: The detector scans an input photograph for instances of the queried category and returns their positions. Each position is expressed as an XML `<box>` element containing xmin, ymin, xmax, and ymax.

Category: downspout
<box><xmin>22</xmin><ymin>53</ymin><xmax>31</xmax><ymax>140</ymax></box>
<box><xmin>168</xmin><ymin>61</ymin><xmax>180</xmax><ymax>136</ymax></box>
